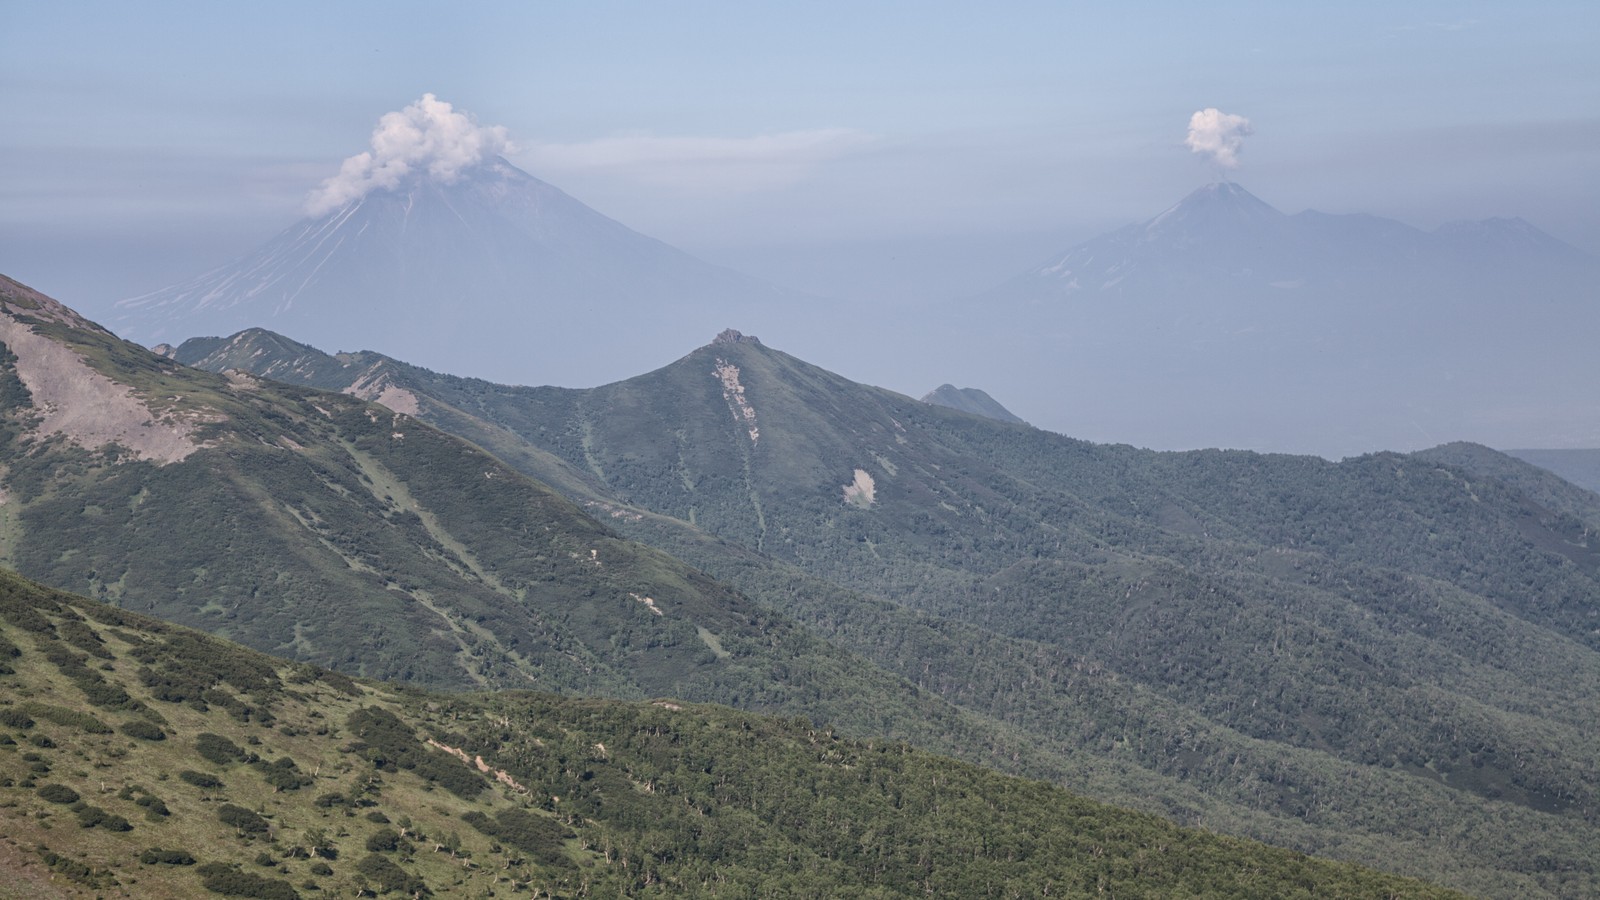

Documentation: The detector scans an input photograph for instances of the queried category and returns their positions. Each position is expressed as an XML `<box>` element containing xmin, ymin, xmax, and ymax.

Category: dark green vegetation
<box><xmin>177</xmin><ymin>326</ymin><xmax>1600</xmax><ymax>898</ymax></box>
<box><xmin>0</xmin><ymin>275</ymin><xmax>1053</xmax><ymax>787</ymax></box>
<box><xmin>0</xmin><ymin>568</ymin><xmax>1462</xmax><ymax>897</ymax></box>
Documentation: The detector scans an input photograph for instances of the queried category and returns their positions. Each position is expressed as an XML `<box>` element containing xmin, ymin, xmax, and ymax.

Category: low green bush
<box><xmin>36</xmin><ymin>783</ymin><xmax>79</xmax><ymax>804</ymax></box>
<box><xmin>120</xmin><ymin>719</ymin><xmax>166</xmax><ymax>741</ymax></box>
<box><xmin>217</xmin><ymin>803</ymin><xmax>269</xmax><ymax>834</ymax></box>
<box><xmin>139</xmin><ymin>848</ymin><xmax>196</xmax><ymax>865</ymax></box>
<box><xmin>179</xmin><ymin>769</ymin><xmax>224</xmax><ymax>789</ymax></box>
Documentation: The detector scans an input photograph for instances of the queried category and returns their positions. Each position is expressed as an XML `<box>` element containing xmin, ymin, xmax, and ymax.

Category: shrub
<box><xmin>134</xmin><ymin>793</ymin><xmax>170</xmax><ymax>818</ymax></box>
<box><xmin>58</xmin><ymin>619</ymin><xmax>113</xmax><ymax>659</ymax></box>
<box><xmin>355</xmin><ymin>854</ymin><xmax>427</xmax><ymax>895</ymax></box>
<box><xmin>317</xmin><ymin>669</ymin><xmax>360</xmax><ymax>695</ymax></box>
<box><xmin>139</xmin><ymin>848</ymin><xmax>196</xmax><ymax>865</ymax></box>
<box><xmin>309</xmin><ymin>861</ymin><xmax>333</xmax><ymax>876</ymax></box>
<box><xmin>195</xmin><ymin>862</ymin><xmax>301</xmax><ymax>899</ymax></box>
<box><xmin>75</xmin><ymin>804</ymin><xmax>133</xmax><ymax>831</ymax></box>
<box><xmin>345</xmin><ymin>707</ymin><xmax>484</xmax><ymax>799</ymax></box>
<box><xmin>36</xmin><ymin>846</ymin><xmax>104</xmax><ymax>887</ymax></box>
<box><xmin>254</xmin><ymin>755</ymin><xmax>312</xmax><ymax>791</ymax></box>
<box><xmin>120</xmin><ymin>719</ymin><xmax>166</xmax><ymax>741</ymax></box>
<box><xmin>364</xmin><ymin>828</ymin><xmax>402</xmax><ymax>853</ymax></box>
<box><xmin>196</xmin><ymin>732</ymin><xmax>249</xmax><ymax>765</ymax></box>
<box><xmin>19</xmin><ymin>703</ymin><xmax>110</xmax><ymax>733</ymax></box>
<box><xmin>0</xmin><ymin>708</ymin><xmax>33</xmax><ymax>729</ymax></box>
<box><xmin>218</xmin><ymin>803</ymin><xmax>270</xmax><ymax>834</ymax></box>
<box><xmin>36</xmin><ymin>783</ymin><xmax>79</xmax><ymax>804</ymax></box>
<box><xmin>461</xmin><ymin>808</ymin><xmax>572</xmax><ymax>865</ymax></box>
<box><xmin>180</xmin><ymin>769</ymin><xmax>224</xmax><ymax>789</ymax></box>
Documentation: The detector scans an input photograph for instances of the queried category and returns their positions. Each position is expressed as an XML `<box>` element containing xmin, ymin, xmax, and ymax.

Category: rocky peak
<box><xmin>713</xmin><ymin>329</ymin><xmax>761</xmax><ymax>346</ymax></box>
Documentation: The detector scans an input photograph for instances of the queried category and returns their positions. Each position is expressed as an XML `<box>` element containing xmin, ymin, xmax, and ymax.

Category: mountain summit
<box><xmin>1008</xmin><ymin>181</ymin><xmax>1593</xmax><ymax>305</ymax></box>
<box><xmin>114</xmin><ymin>156</ymin><xmax>796</xmax><ymax>387</ymax></box>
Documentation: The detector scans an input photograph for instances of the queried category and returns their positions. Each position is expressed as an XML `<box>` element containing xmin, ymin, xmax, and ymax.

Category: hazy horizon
<box><xmin>3</xmin><ymin>2</ymin><xmax>1597</xmax><ymax>457</ymax></box>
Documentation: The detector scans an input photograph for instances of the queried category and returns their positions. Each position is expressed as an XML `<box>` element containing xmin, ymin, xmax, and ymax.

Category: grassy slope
<box><xmin>0</xmin><ymin>568</ymin><xmax>1468</xmax><ymax>898</ymax></box>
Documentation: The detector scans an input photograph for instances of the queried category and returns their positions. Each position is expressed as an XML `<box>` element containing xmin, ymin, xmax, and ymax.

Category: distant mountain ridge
<box><xmin>948</xmin><ymin>182</ymin><xmax>1600</xmax><ymax>455</ymax></box>
<box><xmin>920</xmin><ymin>384</ymin><xmax>1027</xmax><ymax>424</ymax></box>
<box><xmin>113</xmin><ymin>157</ymin><xmax>802</xmax><ymax>387</ymax></box>
<box><xmin>1006</xmin><ymin>181</ymin><xmax>1594</xmax><ymax>303</ymax></box>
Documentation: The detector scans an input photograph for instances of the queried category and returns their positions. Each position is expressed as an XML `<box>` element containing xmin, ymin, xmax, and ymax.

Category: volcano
<box><xmin>115</xmin><ymin>156</ymin><xmax>798</xmax><ymax>386</ymax></box>
<box><xmin>944</xmin><ymin>182</ymin><xmax>1600</xmax><ymax>456</ymax></box>
<box><xmin>999</xmin><ymin>181</ymin><xmax>1594</xmax><ymax>305</ymax></box>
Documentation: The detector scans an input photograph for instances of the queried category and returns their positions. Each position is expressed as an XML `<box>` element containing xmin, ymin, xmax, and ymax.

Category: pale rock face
<box><xmin>1</xmin><ymin>276</ymin><xmax>204</xmax><ymax>465</ymax></box>
<box><xmin>843</xmin><ymin>468</ymin><xmax>876</xmax><ymax>508</ymax></box>
<box><xmin>713</xmin><ymin>359</ymin><xmax>759</xmax><ymax>445</ymax></box>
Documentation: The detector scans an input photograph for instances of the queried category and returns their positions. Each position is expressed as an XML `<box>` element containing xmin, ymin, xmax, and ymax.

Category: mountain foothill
<box><xmin>4</xmin><ymin>160</ymin><xmax>1599</xmax><ymax>898</ymax></box>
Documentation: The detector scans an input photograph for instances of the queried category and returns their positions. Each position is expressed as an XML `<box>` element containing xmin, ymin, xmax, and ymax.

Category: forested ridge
<box><xmin>174</xmin><ymin>326</ymin><xmax>1600</xmax><ymax>897</ymax></box>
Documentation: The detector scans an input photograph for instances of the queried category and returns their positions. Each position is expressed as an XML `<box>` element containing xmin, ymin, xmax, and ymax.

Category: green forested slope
<box><xmin>0</xmin><ymin>275</ymin><xmax>1101</xmax><ymax>792</ymax></box>
<box><xmin>173</xmin><ymin>326</ymin><xmax>1600</xmax><ymax>897</ymax></box>
<box><xmin>0</xmin><ymin>570</ymin><xmax>1466</xmax><ymax>898</ymax></box>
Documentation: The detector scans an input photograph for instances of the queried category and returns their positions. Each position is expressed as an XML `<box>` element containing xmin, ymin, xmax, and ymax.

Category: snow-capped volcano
<box><xmin>115</xmin><ymin>156</ymin><xmax>796</xmax><ymax>386</ymax></box>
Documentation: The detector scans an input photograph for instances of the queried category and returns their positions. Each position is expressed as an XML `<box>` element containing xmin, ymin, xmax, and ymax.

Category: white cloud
<box><xmin>517</xmin><ymin>128</ymin><xmax>876</xmax><ymax>193</ymax></box>
<box><xmin>304</xmin><ymin>94</ymin><xmax>511</xmax><ymax>216</ymax></box>
<box><xmin>1185</xmin><ymin>108</ymin><xmax>1254</xmax><ymax>170</ymax></box>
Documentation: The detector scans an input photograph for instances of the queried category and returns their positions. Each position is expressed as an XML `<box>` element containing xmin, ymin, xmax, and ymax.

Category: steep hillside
<box><xmin>0</xmin><ymin>274</ymin><xmax>1094</xmax><ymax>786</ymax></box>
<box><xmin>174</xmin><ymin>325</ymin><xmax>1600</xmax><ymax>897</ymax></box>
<box><xmin>0</xmin><ymin>570</ymin><xmax>1467</xmax><ymax>898</ymax></box>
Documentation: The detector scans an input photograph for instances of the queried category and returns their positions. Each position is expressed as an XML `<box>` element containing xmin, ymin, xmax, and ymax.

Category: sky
<box><xmin>2</xmin><ymin>1</ymin><xmax>1598</xmax><ymax>452</ymax></box>
<box><xmin>5</xmin><ymin>1</ymin><xmax>1597</xmax><ymax>303</ymax></box>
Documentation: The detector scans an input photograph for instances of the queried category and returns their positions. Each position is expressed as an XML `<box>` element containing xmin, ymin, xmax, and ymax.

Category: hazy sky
<box><xmin>4</xmin><ymin>0</ymin><xmax>1596</xmax><ymax>312</ymax></box>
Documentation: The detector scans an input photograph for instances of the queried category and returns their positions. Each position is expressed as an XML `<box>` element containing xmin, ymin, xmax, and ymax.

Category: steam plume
<box><xmin>1184</xmin><ymin>108</ymin><xmax>1253</xmax><ymax>170</ymax></box>
<box><xmin>305</xmin><ymin>94</ymin><xmax>511</xmax><ymax>216</ymax></box>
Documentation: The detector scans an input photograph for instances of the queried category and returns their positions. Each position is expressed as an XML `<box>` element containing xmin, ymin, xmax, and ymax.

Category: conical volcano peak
<box><xmin>303</xmin><ymin>94</ymin><xmax>512</xmax><ymax>217</ymax></box>
<box><xmin>1192</xmin><ymin>181</ymin><xmax>1253</xmax><ymax>199</ymax></box>
<box><xmin>112</xmin><ymin>145</ymin><xmax>795</xmax><ymax>388</ymax></box>
<box><xmin>1136</xmin><ymin>182</ymin><xmax>1286</xmax><ymax>246</ymax></box>
<box><xmin>1154</xmin><ymin>181</ymin><xmax>1280</xmax><ymax>220</ymax></box>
